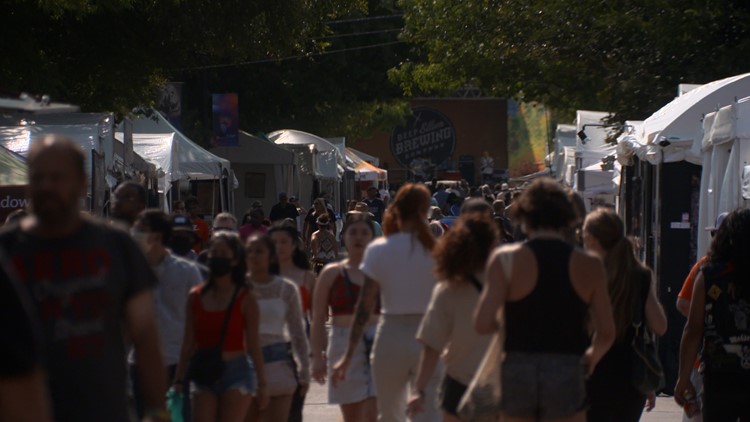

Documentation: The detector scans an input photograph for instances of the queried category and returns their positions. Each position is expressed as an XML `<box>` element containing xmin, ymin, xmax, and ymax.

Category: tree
<box><xmin>391</xmin><ymin>0</ymin><xmax>750</xmax><ymax>121</ymax></box>
<box><xmin>0</xmin><ymin>0</ymin><xmax>368</xmax><ymax>115</ymax></box>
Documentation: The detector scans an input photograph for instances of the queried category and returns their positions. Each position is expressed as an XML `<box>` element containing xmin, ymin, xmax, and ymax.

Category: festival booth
<box><xmin>574</xmin><ymin>111</ymin><xmax>618</xmax><ymax>211</ymax></box>
<box><xmin>550</xmin><ymin>124</ymin><xmax>577</xmax><ymax>183</ymax></box>
<box><xmin>116</xmin><ymin>111</ymin><xmax>237</xmax><ymax>215</ymax></box>
<box><xmin>270</xmin><ymin>130</ymin><xmax>345</xmax><ymax>210</ymax></box>
<box><xmin>616</xmin><ymin>73</ymin><xmax>750</xmax><ymax>392</ymax></box>
<box><xmin>0</xmin><ymin>145</ymin><xmax>28</xmax><ymax>222</ymax></box>
<box><xmin>211</xmin><ymin>131</ymin><xmax>296</xmax><ymax>217</ymax></box>
<box><xmin>0</xmin><ymin>113</ymin><xmax>118</xmax><ymax>215</ymax></box>
<box><xmin>697</xmin><ymin>96</ymin><xmax>750</xmax><ymax>259</ymax></box>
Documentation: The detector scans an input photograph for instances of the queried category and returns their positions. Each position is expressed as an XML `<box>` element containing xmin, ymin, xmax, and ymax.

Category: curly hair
<box><xmin>511</xmin><ymin>178</ymin><xmax>577</xmax><ymax>231</ymax></box>
<box><xmin>382</xmin><ymin>183</ymin><xmax>435</xmax><ymax>251</ymax></box>
<box><xmin>433</xmin><ymin>212</ymin><xmax>498</xmax><ymax>284</ymax></box>
<box><xmin>707</xmin><ymin>208</ymin><xmax>750</xmax><ymax>298</ymax></box>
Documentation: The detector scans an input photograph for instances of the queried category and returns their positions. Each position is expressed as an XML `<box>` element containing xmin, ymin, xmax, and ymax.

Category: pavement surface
<box><xmin>303</xmin><ymin>383</ymin><xmax>685</xmax><ymax>421</ymax></box>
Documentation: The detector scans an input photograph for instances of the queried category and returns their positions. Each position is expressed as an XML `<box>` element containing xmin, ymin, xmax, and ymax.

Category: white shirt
<box><xmin>360</xmin><ymin>232</ymin><xmax>437</xmax><ymax>314</ymax></box>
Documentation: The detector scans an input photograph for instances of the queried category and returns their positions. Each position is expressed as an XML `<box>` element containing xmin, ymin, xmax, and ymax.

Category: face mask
<box><xmin>208</xmin><ymin>257</ymin><xmax>233</xmax><ymax>277</ymax></box>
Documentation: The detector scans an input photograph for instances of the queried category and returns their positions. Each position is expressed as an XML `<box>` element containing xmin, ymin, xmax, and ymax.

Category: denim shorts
<box><xmin>501</xmin><ymin>352</ymin><xmax>587</xmax><ymax>419</ymax></box>
<box><xmin>191</xmin><ymin>355</ymin><xmax>257</xmax><ymax>396</ymax></box>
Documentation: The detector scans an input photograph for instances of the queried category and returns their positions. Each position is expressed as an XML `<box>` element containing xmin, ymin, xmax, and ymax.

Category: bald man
<box><xmin>0</xmin><ymin>135</ymin><xmax>168</xmax><ymax>421</ymax></box>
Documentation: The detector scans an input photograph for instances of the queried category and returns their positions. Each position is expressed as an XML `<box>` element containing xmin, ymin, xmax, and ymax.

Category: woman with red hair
<box><xmin>332</xmin><ymin>183</ymin><xmax>442</xmax><ymax>422</ymax></box>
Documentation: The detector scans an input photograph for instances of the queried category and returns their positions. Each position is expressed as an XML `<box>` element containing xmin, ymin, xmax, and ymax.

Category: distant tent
<box><xmin>0</xmin><ymin>144</ymin><xmax>26</xmax><ymax>185</ymax></box>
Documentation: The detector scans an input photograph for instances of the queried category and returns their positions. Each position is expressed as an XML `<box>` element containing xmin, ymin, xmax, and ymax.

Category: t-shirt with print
<box><xmin>362</xmin><ymin>198</ymin><xmax>386</xmax><ymax>223</ymax></box>
<box><xmin>0</xmin><ymin>218</ymin><xmax>158</xmax><ymax>422</ymax></box>
<box><xmin>360</xmin><ymin>232</ymin><xmax>436</xmax><ymax>314</ymax></box>
<box><xmin>417</xmin><ymin>280</ymin><xmax>493</xmax><ymax>385</ymax></box>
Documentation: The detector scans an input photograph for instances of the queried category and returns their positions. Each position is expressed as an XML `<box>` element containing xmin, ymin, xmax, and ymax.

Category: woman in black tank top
<box><xmin>475</xmin><ymin>178</ymin><xmax>616</xmax><ymax>422</ymax></box>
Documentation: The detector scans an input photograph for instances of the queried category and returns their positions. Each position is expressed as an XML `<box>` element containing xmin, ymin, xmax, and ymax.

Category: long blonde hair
<box><xmin>584</xmin><ymin>209</ymin><xmax>649</xmax><ymax>340</ymax></box>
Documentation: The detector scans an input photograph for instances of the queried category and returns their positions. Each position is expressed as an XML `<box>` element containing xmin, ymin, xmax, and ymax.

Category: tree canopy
<box><xmin>1</xmin><ymin>0</ymin><xmax>414</xmax><ymax>143</ymax></box>
<box><xmin>392</xmin><ymin>0</ymin><xmax>750</xmax><ymax>121</ymax></box>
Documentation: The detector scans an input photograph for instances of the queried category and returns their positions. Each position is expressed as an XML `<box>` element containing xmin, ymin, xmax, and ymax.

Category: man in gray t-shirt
<box><xmin>0</xmin><ymin>136</ymin><xmax>167</xmax><ymax>422</ymax></box>
<box><xmin>129</xmin><ymin>209</ymin><xmax>203</xmax><ymax>419</ymax></box>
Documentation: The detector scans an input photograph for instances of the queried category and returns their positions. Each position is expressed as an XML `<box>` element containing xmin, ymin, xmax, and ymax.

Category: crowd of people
<box><xmin>0</xmin><ymin>135</ymin><xmax>748</xmax><ymax>422</ymax></box>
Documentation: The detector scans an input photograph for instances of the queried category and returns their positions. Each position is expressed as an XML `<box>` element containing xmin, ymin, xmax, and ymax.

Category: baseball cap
<box><xmin>171</xmin><ymin>214</ymin><xmax>194</xmax><ymax>232</ymax></box>
<box><xmin>705</xmin><ymin>212</ymin><xmax>729</xmax><ymax>231</ymax></box>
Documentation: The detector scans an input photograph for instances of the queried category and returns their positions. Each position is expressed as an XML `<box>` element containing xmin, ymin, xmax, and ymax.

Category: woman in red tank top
<box><xmin>310</xmin><ymin>212</ymin><xmax>379</xmax><ymax>422</ymax></box>
<box><xmin>173</xmin><ymin>232</ymin><xmax>268</xmax><ymax>422</ymax></box>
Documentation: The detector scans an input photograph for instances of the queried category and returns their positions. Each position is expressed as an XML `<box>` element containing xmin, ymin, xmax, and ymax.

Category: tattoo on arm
<box><xmin>345</xmin><ymin>277</ymin><xmax>377</xmax><ymax>360</ymax></box>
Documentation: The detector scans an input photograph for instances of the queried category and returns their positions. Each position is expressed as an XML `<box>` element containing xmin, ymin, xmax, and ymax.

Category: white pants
<box><xmin>372</xmin><ymin>314</ymin><xmax>443</xmax><ymax>422</ymax></box>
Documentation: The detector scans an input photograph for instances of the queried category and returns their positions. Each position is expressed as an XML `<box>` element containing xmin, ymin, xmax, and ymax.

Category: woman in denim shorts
<box><xmin>173</xmin><ymin>232</ymin><xmax>268</xmax><ymax>422</ymax></box>
<box><xmin>476</xmin><ymin>178</ymin><xmax>616</xmax><ymax>421</ymax></box>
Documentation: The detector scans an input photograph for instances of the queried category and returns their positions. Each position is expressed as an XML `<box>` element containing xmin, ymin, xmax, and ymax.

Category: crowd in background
<box><xmin>1</xmin><ymin>135</ymin><xmax>749</xmax><ymax>422</ymax></box>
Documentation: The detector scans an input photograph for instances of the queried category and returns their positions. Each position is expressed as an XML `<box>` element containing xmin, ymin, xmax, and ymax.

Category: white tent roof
<box><xmin>348</xmin><ymin>147</ymin><xmax>380</xmax><ymax>167</ymax></box>
<box><xmin>637</xmin><ymin>73</ymin><xmax>750</xmax><ymax>164</ymax></box>
<box><xmin>0</xmin><ymin>113</ymin><xmax>115</xmax><ymax>180</ymax></box>
<box><xmin>269</xmin><ymin>129</ymin><xmax>343</xmax><ymax>180</ymax></box>
<box><xmin>212</xmin><ymin>131</ymin><xmax>294</xmax><ymax>165</ymax></box>
<box><xmin>0</xmin><ymin>145</ymin><xmax>26</xmax><ymax>185</ymax></box>
<box><xmin>116</xmin><ymin>111</ymin><xmax>235</xmax><ymax>187</ymax></box>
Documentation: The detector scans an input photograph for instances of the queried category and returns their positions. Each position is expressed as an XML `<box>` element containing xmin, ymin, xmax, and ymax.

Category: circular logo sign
<box><xmin>390</xmin><ymin>107</ymin><xmax>456</xmax><ymax>169</ymax></box>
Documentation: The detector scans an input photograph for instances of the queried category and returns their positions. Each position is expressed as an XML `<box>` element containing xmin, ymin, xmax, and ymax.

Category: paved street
<box><xmin>303</xmin><ymin>383</ymin><xmax>684</xmax><ymax>421</ymax></box>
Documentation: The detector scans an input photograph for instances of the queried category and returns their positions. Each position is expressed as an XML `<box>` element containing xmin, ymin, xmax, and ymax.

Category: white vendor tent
<box><xmin>576</xmin><ymin>110</ymin><xmax>618</xmax><ymax>169</ymax></box>
<box><xmin>551</xmin><ymin>124</ymin><xmax>577</xmax><ymax>183</ymax></box>
<box><xmin>0</xmin><ymin>144</ymin><xmax>26</xmax><ymax>186</ymax></box>
<box><xmin>636</xmin><ymin>72</ymin><xmax>750</xmax><ymax>165</ymax></box>
<box><xmin>115</xmin><ymin>110</ymin><xmax>236</xmax><ymax>212</ymax></box>
<box><xmin>345</xmin><ymin>148</ymin><xmax>387</xmax><ymax>182</ymax></box>
<box><xmin>211</xmin><ymin>131</ymin><xmax>296</xmax><ymax>216</ymax></box>
<box><xmin>270</xmin><ymin>129</ymin><xmax>345</xmax><ymax>208</ymax></box>
<box><xmin>270</xmin><ymin>130</ymin><xmax>343</xmax><ymax>180</ymax></box>
<box><xmin>697</xmin><ymin>96</ymin><xmax>750</xmax><ymax>258</ymax></box>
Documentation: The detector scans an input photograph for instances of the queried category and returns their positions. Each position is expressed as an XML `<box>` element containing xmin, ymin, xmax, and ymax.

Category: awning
<box><xmin>345</xmin><ymin>148</ymin><xmax>387</xmax><ymax>181</ymax></box>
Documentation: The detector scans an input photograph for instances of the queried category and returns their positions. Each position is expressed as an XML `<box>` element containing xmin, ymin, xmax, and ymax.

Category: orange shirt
<box><xmin>678</xmin><ymin>255</ymin><xmax>708</xmax><ymax>369</ymax></box>
<box><xmin>192</xmin><ymin>217</ymin><xmax>210</xmax><ymax>254</ymax></box>
<box><xmin>678</xmin><ymin>256</ymin><xmax>708</xmax><ymax>301</ymax></box>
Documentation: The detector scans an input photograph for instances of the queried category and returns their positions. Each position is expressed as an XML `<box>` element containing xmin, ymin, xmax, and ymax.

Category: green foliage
<box><xmin>394</xmin><ymin>0</ymin><xmax>750</xmax><ymax>120</ymax></box>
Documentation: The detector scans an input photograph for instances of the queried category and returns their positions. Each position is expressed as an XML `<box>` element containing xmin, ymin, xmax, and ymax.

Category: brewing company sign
<box><xmin>390</xmin><ymin>107</ymin><xmax>456</xmax><ymax>168</ymax></box>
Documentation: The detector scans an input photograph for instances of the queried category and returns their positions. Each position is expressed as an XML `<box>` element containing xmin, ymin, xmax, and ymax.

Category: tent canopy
<box><xmin>0</xmin><ymin>144</ymin><xmax>26</xmax><ymax>185</ymax></box>
<box><xmin>270</xmin><ymin>129</ymin><xmax>343</xmax><ymax>180</ymax></box>
<box><xmin>637</xmin><ymin>73</ymin><xmax>750</xmax><ymax>164</ymax></box>
<box><xmin>211</xmin><ymin>131</ymin><xmax>294</xmax><ymax>165</ymax></box>
<box><xmin>116</xmin><ymin>110</ymin><xmax>236</xmax><ymax>188</ymax></box>
<box><xmin>345</xmin><ymin>148</ymin><xmax>387</xmax><ymax>181</ymax></box>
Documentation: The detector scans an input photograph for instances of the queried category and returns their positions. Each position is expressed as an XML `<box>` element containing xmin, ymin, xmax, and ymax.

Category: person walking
<box><xmin>311</xmin><ymin>212</ymin><xmax>379</xmax><ymax>422</ymax></box>
<box><xmin>245</xmin><ymin>234</ymin><xmax>310</xmax><ymax>422</ymax></box>
<box><xmin>111</xmin><ymin>180</ymin><xmax>147</xmax><ymax>227</ymax></box>
<box><xmin>303</xmin><ymin>198</ymin><xmax>336</xmax><ymax>247</ymax></box>
<box><xmin>363</xmin><ymin>186</ymin><xmax>386</xmax><ymax>224</ymax></box>
<box><xmin>675</xmin><ymin>209</ymin><xmax>750</xmax><ymax>421</ymax></box>
<box><xmin>583</xmin><ymin>209</ymin><xmax>668</xmax><ymax>421</ymax></box>
<box><xmin>270</xmin><ymin>193</ymin><xmax>300</xmax><ymax>223</ymax></box>
<box><xmin>173</xmin><ymin>232</ymin><xmax>267</xmax><ymax>422</ymax></box>
<box><xmin>310</xmin><ymin>215</ymin><xmax>338</xmax><ymax>274</ymax></box>
<box><xmin>129</xmin><ymin>210</ymin><xmax>204</xmax><ymax>420</ymax></box>
<box><xmin>268</xmin><ymin>224</ymin><xmax>316</xmax><ymax>422</ymax></box>
<box><xmin>333</xmin><ymin>183</ymin><xmax>442</xmax><ymax>422</ymax></box>
<box><xmin>0</xmin><ymin>135</ymin><xmax>168</xmax><ymax>421</ymax></box>
<box><xmin>475</xmin><ymin>178</ymin><xmax>616</xmax><ymax>422</ymax></box>
<box><xmin>406</xmin><ymin>212</ymin><xmax>498</xmax><ymax>421</ymax></box>
<box><xmin>185</xmin><ymin>197</ymin><xmax>210</xmax><ymax>253</ymax></box>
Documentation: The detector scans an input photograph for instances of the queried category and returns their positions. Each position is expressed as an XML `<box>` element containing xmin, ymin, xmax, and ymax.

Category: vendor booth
<box><xmin>0</xmin><ymin>145</ymin><xmax>28</xmax><ymax>222</ymax></box>
<box><xmin>116</xmin><ymin>111</ymin><xmax>237</xmax><ymax>215</ymax></box>
<box><xmin>270</xmin><ymin>129</ymin><xmax>345</xmax><ymax>211</ymax></box>
<box><xmin>211</xmin><ymin>131</ymin><xmax>296</xmax><ymax>217</ymax></box>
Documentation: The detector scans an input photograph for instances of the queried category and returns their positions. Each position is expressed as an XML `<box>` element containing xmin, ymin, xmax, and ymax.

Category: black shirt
<box><xmin>269</xmin><ymin>202</ymin><xmax>299</xmax><ymax>222</ymax></box>
<box><xmin>0</xmin><ymin>250</ymin><xmax>42</xmax><ymax>378</ymax></box>
<box><xmin>0</xmin><ymin>218</ymin><xmax>158</xmax><ymax>422</ymax></box>
<box><xmin>363</xmin><ymin>198</ymin><xmax>386</xmax><ymax>223</ymax></box>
